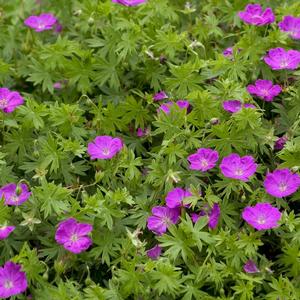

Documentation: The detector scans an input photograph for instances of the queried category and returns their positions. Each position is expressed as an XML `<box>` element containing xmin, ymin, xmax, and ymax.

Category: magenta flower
<box><xmin>247</xmin><ymin>80</ymin><xmax>282</xmax><ymax>102</ymax></box>
<box><xmin>87</xmin><ymin>136</ymin><xmax>123</xmax><ymax>160</ymax></box>
<box><xmin>223</xmin><ymin>100</ymin><xmax>242</xmax><ymax>113</ymax></box>
<box><xmin>55</xmin><ymin>218</ymin><xmax>93</xmax><ymax>254</ymax></box>
<box><xmin>187</xmin><ymin>148</ymin><xmax>219</xmax><ymax>172</ymax></box>
<box><xmin>0</xmin><ymin>183</ymin><xmax>31</xmax><ymax>206</ymax></box>
<box><xmin>238</xmin><ymin>4</ymin><xmax>275</xmax><ymax>26</ymax></box>
<box><xmin>0</xmin><ymin>261</ymin><xmax>27</xmax><ymax>299</ymax></box>
<box><xmin>222</xmin><ymin>100</ymin><xmax>255</xmax><ymax>113</ymax></box>
<box><xmin>158</xmin><ymin>100</ymin><xmax>190</xmax><ymax>115</ymax></box>
<box><xmin>220</xmin><ymin>153</ymin><xmax>257</xmax><ymax>182</ymax></box>
<box><xmin>191</xmin><ymin>203</ymin><xmax>220</xmax><ymax>229</ymax></box>
<box><xmin>112</xmin><ymin>0</ymin><xmax>147</xmax><ymax>6</ymax></box>
<box><xmin>278</xmin><ymin>16</ymin><xmax>300</xmax><ymax>40</ymax></box>
<box><xmin>264</xmin><ymin>169</ymin><xmax>300</xmax><ymax>198</ymax></box>
<box><xmin>54</xmin><ymin>22</ymin><xmax>63</xmax><ymax>33</ymax></box>
<box><xmin>147</xmin><ymin>206</ymin><xmax>180</xmax><ymax>235</ymax></box>
<box><xmin>274</xmin><ymin>136</ymin><xmax>288</xmax><ymax>150</ymax></box>
<box><xmin>242</xmin><ymin>202</ymin><xmax>281</xmax><ymax>230</ymax></box>
<box><xmin>136</xmin><ymin>127</ymin><xmax>150</xmax><ymax>137</ymax></box>
<box><xmin>264</xmin><ymin>48</ymin><xmax>300</xmax><ymax>70</ymax></box>
<box><xmin>223</xmin><ymin>47</ymin><xmax>233</xmax><ymax>57</ymax></box>
<box><xmin>243</xmin><ymin>103</ymin><xmax>256</xmax><ymax>109</ymax></box>
<box><xmin>53</xmin><ymin>82</ymin><xmax>63</xmax><ymax>90</ymax></box>
<box><xmin>24</xmin><ymin>13</ymin><xmax>57</xmax><ymax>32</ymax></box>
<box><xmin>0</xmin><ymin>88</ymin><xmax>24</xmax><ymax>113</ymax></box>
<box><xmin>0</xmin><ymin>226</ymin><xmax>15</xmax><ymax>240</ymax></box>
<box><xmin>165</xmin><ymin>188</ymin><xmax>192</xmax><ymax>208</ymax></box>
<box><xmin>153</xmin><ymin>91</ymin><xmax>168</xmax><ymax>101</ymax></box>
<box><xmin>243</xmin><ymin>260</ymin><xmax>260</xmax><ymax>273</ymax></box>
<box><xmin>223</xmin><ymin>47</ymin><xmax>241</xmax><ymax>58</ymax></box>
<box><xmin>146</xmin><ymin>245</ymin><xmax>162</xmax><ymax>260</ymax></box>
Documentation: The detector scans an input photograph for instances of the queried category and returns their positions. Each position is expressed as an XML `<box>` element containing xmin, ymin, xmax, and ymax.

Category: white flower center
<box><xmin>102</xmin><ymin>148</ymin><xmax>110</xmax><ymax>155</ymax></box>
<box><xmin>279</xmin><ymin>182</ymin><xmax>287</xmax><ymax>192</ymax></box>
<box><xmin>201</xmin><ymin>159</ymin><xmax>208</xmax><ymax>167</ymax></box>
<box><xmin>257</xmin><ymin>216</ymin><xmax>266</xmax><ymax>224</ymax></box>
<box><xmin>235</xmin><ymin>168</ymin><xmax>244</xmax><ymax>176</ymax></box>
<box><xmin>280</xmin><ymin>59</ymin><xmax>289</xmax><ymax>68</ymax></box>
<box><xmin>71</xmin><ymin>234</ymin><xmax>78</xmax><ymax>242</ymax></box>
<box><xmin>0</xmin><ymin>98</ymin><xmax>8</xmax><ymax>108</ymax></box>
<box><xmin>261</xmin><ymin>89</ymin><xmax>269</xmax><ymax>96</ymax></box>
<box><xmin>4</xmin><ymin>280</ymin><xmax>13</xmax><ymax>289</ymax></box>
<box><xmin>9</xmin><ymin>195</ymin><xmax>19</xmax><ymax>203</ymax></box>
<box><xmin>37</xmin><ymin>22</ymin><xmax>45</xmax><ymax>30</ymax></box>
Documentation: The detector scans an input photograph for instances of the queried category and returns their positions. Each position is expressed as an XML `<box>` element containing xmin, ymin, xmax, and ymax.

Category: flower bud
<box><xmin>210</xmin><ymin>118</ymin><xmax>220</xmax><ymax>125</ymax></box>
<box><xmin>74</xmin><ymin>9</ymin><xmax>82</xmax><ymax>16</ymax></box>
<box><xmin>42</xmin><ymin>271</ymin><xmax>49</xmax><ymax>280</ymax></box>
<box><xmin>88</xmin><ymin>17</ymin><xmax>94</xmax><ymax>26</ymax></box>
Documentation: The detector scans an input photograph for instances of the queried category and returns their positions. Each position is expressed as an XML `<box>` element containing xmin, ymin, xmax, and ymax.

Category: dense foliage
<box><xmin>1</xmin><ymin>0</ymin><xmax>300</xmax><ymax>299</ymax></box>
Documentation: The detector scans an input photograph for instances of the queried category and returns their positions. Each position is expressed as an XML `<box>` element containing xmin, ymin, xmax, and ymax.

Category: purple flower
<box><xmin>243</xmin><ymin>260</ymin><xmax>260</xmax><ymax>273</ymax></box>
<box><xmin>146</xmin><ymin>245</ymin><xmax>162</xmax><ymax>260</ymax></box>
<box><xmin>238</xmin><ymin>4</ymin><xmax>275</xmax><ymax>26</ymax></box>
<box><xmin>153</xmin><ymin>91</ymin><xmax>168</xmax><ymax>101</ymax></box>
<box><xmin>223</xmin><ymin>47</ymin><xmax>241</xmax><ymax>58</ymax></box>
<box><xmin>54</xmin><ymin>22</ymin><xmax>63</xmax><ymax>33</ymax></box>
<box><xmin>158</xmin><ymin>100</ymin><xmax>190</xmax><ymax>114</ymax></box>
<box><xmin>243</xmin><ymin>103</ymin><xmax>256</xmax><ymax>109</ymax></box>
<box><xmin>55</xmin><ymin>218</ymin><xmax>93</xmax><ymax>254</ymax></box>
<box><xmin>242</xmin><ymin>202</ymin><xmax>281</xmax><ymax>230</ymax></box>
<box><xmin>0</xmin><ymin>226</ymin><xmax>15</xmax><ymax>240</ymax></box>
<box><xmin>274</xmin><ymin>136</ymin><xmax>288</xmax><ymax>150</ymax></box>
<box><xmin>165</xmin><ymin>188</ymin><xmax>192</xmax><ymax>208</ymax></box>
<box><xmin>223</xmin><ymin>100</ymin><xmax>242</xmax><ymax>113</ymax></box>
<box><xmin>278</xmin><ymin>16</ymin><xmax>300</xmax><ymax>40</ymax></box>
<box><xmin>0</xmin><ymin>183</ymin><xmax>31</xmax><ymax>206</ymax></box>
<box><xmin>0</xmin><ymin>88</ymin><xmax>24</xmax><ymax>113</ymax></box>
<box><xmin>223</xmin><ymin>47</ymin><xmax>233</xmax><ymax>57</ymax></box>
<box><xmin>191</xmin><ymin>203</ymin><xmax>220</xmax><ymax>229</ymax></box>
<box><xmin>87</xmin><ymin>136</ymin><xmax>123</xmax><ymax>160</ymax></box>
<box><xmin>147</xmin><ymin>206</ymin><xmax>180</xmax><ymax>235</ymax></box>
<box><xmin>187</xmin><ymin>148</ymin><xmax>219</xmax><ymax>172</ymax></box>
<box><xmin>136</xmin><ymin>128</ymin><xmax>149</xmax><ymax>137</ymax></box>
<box><xmin>24</xmin><ymin>13</ymin><xmax>57</xmax><ymax>32</ymax></box>
<box><xmin>247</xmin><ymin>80</ymin><xmax>282</xmax><ymax>102</ymax></box>
<box><xmin>220</xmin><ymin>153</ymin><xmax>257</xmax><ymax>182</ymax></box>
<box><xmin>264</xmin><ymin>168</ymin><xmax>300</xmax><ymax>198</ymax></box>
<box><xmin>53</xmin><ymin>82</ymin><xmax>63</xmax><ymax>90</ymax></box>
<box><xmin>0</xmin><ymin>261</ymin><xmax>27</xmax><ymax>298</ymax></box>
<box><xmin>112</xmin><ymin>0</ymin><xmax>147</xmax><ymax>6</ymax></box>
<box><xmin>264</xmin><ymin>48</ymin><xmax>300</xmax><ymax>70</ymax></box>
<box><xmin>222</xmin><ymin>100</ymin><xmax>255</xmax><ymax>113</ymax></box>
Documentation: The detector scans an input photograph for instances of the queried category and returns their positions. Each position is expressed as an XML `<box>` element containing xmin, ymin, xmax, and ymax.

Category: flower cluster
<box><xmin>2</xmin><ymin>1</ymin><xmax>300</xmax><ymax>297</ymax></box>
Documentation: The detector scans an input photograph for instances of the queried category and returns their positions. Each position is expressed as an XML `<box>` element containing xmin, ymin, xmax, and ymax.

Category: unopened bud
<box><xmin>210</xmin><ymin>118</ymin><xmax>220</xmax><ymax>125</ymax></box>
<box><xmin>74</xmin><ymin>9</ymin><xmax>82</xmax><ymax>16</ymax></box>
<box><xmin>88</xmin><ymin>17</ymin><xmax>94</xmax><ymax>25</ymax></box>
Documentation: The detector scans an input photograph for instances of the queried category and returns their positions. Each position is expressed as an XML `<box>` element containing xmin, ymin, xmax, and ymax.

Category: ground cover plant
<box><xmin>0</xmin><ymin>0</ymin><xmax>300</xmax><ymax>299</ymax></box>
